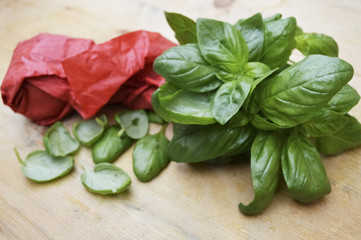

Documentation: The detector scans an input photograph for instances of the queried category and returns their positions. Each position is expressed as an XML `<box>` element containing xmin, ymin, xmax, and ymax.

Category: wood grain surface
<box><xmin>1</xmin><ymin>0</ymin><xmax>361</xmax><ymax>239</ymax></box>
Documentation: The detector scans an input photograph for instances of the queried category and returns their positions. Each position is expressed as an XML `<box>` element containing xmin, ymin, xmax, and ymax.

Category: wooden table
<box><xmin>1</xmin><ymin>0</ymin><xmax>360</xmax><ymax>239</ymax></box>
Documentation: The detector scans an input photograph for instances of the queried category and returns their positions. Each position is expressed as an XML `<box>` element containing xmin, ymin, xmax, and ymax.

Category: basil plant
<box><xmin>152</xmin><ymin>12</ymin><xmax>361</xmax><ymax>214</ymax></box>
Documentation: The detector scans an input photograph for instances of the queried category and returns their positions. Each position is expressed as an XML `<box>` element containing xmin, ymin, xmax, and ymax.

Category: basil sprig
<box><xmin>155</xmin><ymin>12</ymin><xmax>361</xmax><ymax>214</ymax></box>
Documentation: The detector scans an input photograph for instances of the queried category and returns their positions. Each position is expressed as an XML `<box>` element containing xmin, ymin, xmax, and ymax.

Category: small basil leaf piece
<box><xmin>72</xmin><ymin>114</ymin><xmax>108</xmax><ymax>147</ymax></box>
<box><xmin>227</xmin><ymin>109</ymin><xmax>250</xmax><ymax>128</ymax></box>
<box><xmin>133</xmin><ymin>126</ymin><xmax>170</xmax><ymax>182</ymax></box>
<box><xmin>81</xmin><ymin>163</ymin><xmax>131</xmax><ymax>195</ymax></box>
<box><xmin>211</xmin><ymin>77</ymin><xmax>253</xmax><ymax>125</ymax></box>
<box><xmin>260</xmin><ymin>17</ymin><xmax>297</xmax><ymax>69</ymax></box>
<box><xmin>146</xmin><ymin>110</ymin><xmax>165</xmax><ymax>124</ymax></box>
<box><xmin>295</xmin><ymin>33</ymin><xmax>338</xmax><ymax>57</ymax></box>
<box><xmin>325</xmin><ymin>84</ymin><xmax>360</xmax><ymax>114</ymax></box>
<box><xmin>92</xmin><ymin>126</ymin><xmax>134</xmax><ymax>164</ymax></box>
<box><xmin>282</xmin><ymin>130</ymin><xmax>331</xmax><ymax>203</ymax></box>
<box><xmin>262</xmin><ymin>13</ymin><xmax>282</xmax><ymax>23</ymax></box>
<box><xmin>14</xmin><ymin>148</ymin><xmax>73</xmax><ymax>183</ymax></box>
<box><xmin>168</xmin><ymin>123</ymin><xmax>256</xmax><ymax>163</ymax></box>
<box><xmin>153</xmin><ymin>82</ymin><xmax>216</xmax><ymax>125</ymax></box>
<box><xmin>301</xmin><ymin>109</ymin><xmax>349</xmax><ymax>137</ymax></box>
<box><xmin>244</xmin><ymin>62</ymin><xmax>271</xmax><ymax>78</ymax></box>
<box><xmin>153</xmin><ymin>44</ymin><xmax>222</xmax><ymax>92</ymax></box>
<box><xmin>256</xmin><ymin>55</ymin><xmax>354</xmax><ymax>127</ymax></box>
<box><xmin>234</xmin><ymin>13</ymin><xmax>265</xmax><ymax>61</ymax></box>
<box><xmin>197</xmin><ymin>18</ymin><xmax>248</xmax><ymax>81</ymax></box>
<box><xmin>316</xmin><ymin>115</ymin><xmax>361</xmax><ymax>155</ymax></box>
<box><xmin>115</xmin><ymin>110</ymin><xmax>149</xmax><ymax>140</ymax></box>
<box><xmin>239</xmin><ymin>131</ymin><xmax>281</xmax><ymax>215</ymax></box>
<box><xmin>164</xmin><ymin>11</ymin><xmax>197</xmax><ymax>45</ymax></box>
<box><xmin>44</xmin><ymin>122</ymin><xmax>80</xmax><ymax>157</ymax></box>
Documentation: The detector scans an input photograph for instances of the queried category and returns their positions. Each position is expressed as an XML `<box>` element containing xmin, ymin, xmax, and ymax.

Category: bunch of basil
<box><xmin>152</xmin><ymin>12</ymin><xmax>361</xmax><ymax>214</ymax></box>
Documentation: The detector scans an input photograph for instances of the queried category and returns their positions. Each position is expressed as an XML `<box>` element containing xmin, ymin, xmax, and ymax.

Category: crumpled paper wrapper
<box><xmin>1</xmin><ymin>33</ymin><xmax>95</xmax><ymax>125</ymax></box>
<box><xmin>1</xmin><ymin>31</ymin><xmax>175</xmax><ymax>125</ymax></box>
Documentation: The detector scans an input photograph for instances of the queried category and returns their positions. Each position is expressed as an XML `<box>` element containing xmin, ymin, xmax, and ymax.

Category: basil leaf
<box><xmin>92</xmin><ymin>126</ymin><xmax>134</xmax><ymax>164</ymax></box>
<box><xmin>152</xmin><ymin>83</ymin><xmax>216</xmax><ymax>125</ymax></box>
<box><xmin>146</xmin><ymin>110</ymin><xmax>165</xmax><ymax>124</ymax></box>
<box><xmin>260</xmin><ymin>17</ymin><xmax>297</xmax><ymax>69</ymax></box>
<box><xmin>263</xmin><ymin>13</ymin><xmax>282</xmax><ymax>23</ymax></box>
<box><xmin>14</xmin><ymin>149</ymin><xmax>73</xmax><ymax>183</ymax></box>
<box><xmin>115</xmin><ymin>110</ymin><xmax>149</xmax><ymax>139</ymax></box>
<box><xmin>211</xmin><ymin>77</ymin><xmax>252</xmax><ymax>125</ymax></box>
<box><xmin>153</xmin><ymin>44</ymin><xmax>222</xmax><ymax>92</ymax></box>
<box><xmin>44</xmin><ymin>122</ymin><xmax>80</xmax><ymax>157</ymax></box>
<box><xmin>251</xmin><ymin>114</ymin><xmax>288</xmax><ymax>131</ymax></box>
<box><xmin>226</xmin><ymin>109</ymin><xmax>250</xmax><ymax>128</ymax></box>
<box><xmin>244</xmin><ymin>62</ymin><xmax>271</xmax><ymax>78</ymax></box>
<box><xmin>295</xmin><ymin>33</ymin><xmax>338</xmax><ymax>57</ymax></box>
<box><xmin>81</xmin><ymin>163</ymin><xmax>131</xmax><ymax>195</ymax></box>
<box><xmin>256</xmin><ymin>55</ymin><xmax>354</xmax><ymax>127</ymax></box>
<box><xmin>234</xmin><ymin>13</ymin><xmax>265</xmax><ymax>61</ymax></box>
<box><xmin>133</xmin><ymin>128</ymin><xmax>170</xmax><ymax>182</ymax></box>
<box><xmin>164</xmin><ymin>11</ymin><xmax>197</xmax><ymax>44</ymax></box>
<box><xmin>73</xmin><ymin>115</ymin><xmax>108</xmax><ymax>147</ymax></box>
<box><xmin>282</xmin><ymin>130</ymin><xmax>331</xmax><ymax>203</ymax></box>
<box><xmin>325</xmin><ymin>84</ymin><xmax>360</xmax><ymax>114</ymax></box>
<box><xmin>239</xmin><ymin>131</ymin><xmax>281</xmax><ymax>215</ymax></box>
<box><xmin>197</xmin><ymin>18</ymin><xmax>248</xmax><ymax>81</ymax></box>
<box><xmin>316</xmin><ymin>115</ymin><xmax>361</xmax><ymax>155</ymax></box>
<box><xmin>301</xmin><ymin>109</ymin><xmax>349</xmax><ymax>137</ymax></box>
<box><xmin>168</xmin><ymin>123</ymin><xmax>256</xmax><ymax>163</ymax></box>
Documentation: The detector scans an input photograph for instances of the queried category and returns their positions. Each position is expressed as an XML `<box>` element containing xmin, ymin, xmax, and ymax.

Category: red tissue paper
<box><xmin>1</xmin><ymin>33</ymin><xmax>95</xmax><ymax>125</ymax></box>
<box><xmin>1</xmin><ymin>31</ymin><xmax>175</xmax><ymax>125</ymax></box>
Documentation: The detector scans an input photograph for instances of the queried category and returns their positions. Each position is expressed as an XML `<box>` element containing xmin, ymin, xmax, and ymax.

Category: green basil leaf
<box><xmin>301</xmin><ymin>109</ymin><xmax>349</xmax><ymax>137</ymax></box>
<box><xmin>81</xmin><ymin>163</ymin><xmax>131</xmax><ymax>195</ymax></box>
<box><xmin>92</xmin><ymin>126</ymin><xmax>134</xmax><ymax>164</ymax></box>
<box><xmin>73</xmin><ymin>115</ymin><xmax>108</xmax><ymax>147</ymax></box>
<box><xmin>282</xmin><ymin>130</ymin><xmax>331</xmax><ymax>203</ymax></box>
<box><xmin>14</xmin><ymin>149</ymin><xmax>73</xmax><ymax>183</ymax></box>
<box><xmin>295</xmin><ymin>33</ymin><xmax>338</xmax><ymax>57</ymax></box>
<box><xmin>133</xmin><ymin>129</ymin><xmax>170</xmax><ymax>182</ymax></box>
<box><xmin>251</xmin><ymin>114</ymin><xmax>288</xmax><ymax>131</ymax></box>
<box><xmin>168</xmin><ymin>123</ymin><xmax>256</xmax><ymax>163</ymax></box>
<box><xmin>152</xmin><ymin>83</ymin><xmax>216</xmax><ymax>125</ymax></box>
<box><xmin>325</xmin><ymin>84</ymin><xmax>360</xmax><ymax>114</ymax></box>
<box><xmin>256</xmin><ymin>55</ymin><xmax>354</xmax><ymax>127</ymax></box>
<box><xmin>316</xmin><ymin>115</ymin><xmax>361</xmax><ymax>155</ymax></box>
<box><xmin>262</xmin><ymin>13</ymin><xmax>282</xmax><ymax>23</ymax></box>
<box><xmin>164</xmin><ymin>11</ymin><xmax>197</xmax><ymax>44</ymax></box>
<box><xmin>115</xmin><ymin>110</ymin><xmax>149</xmax><ymax>139</ymax></box>
<box><xmin>226</xmin><ymin>109</ymin><xmax>250</xmax><ymax>128</ymax></box>
<box><xmin>244</xmin><ymin>62</ymin><xmax>271</xmax><ymax>78</ymax></box>
<box><xmin>243</xmin><ymin>67</ymin><xmax>278</xmax><ymax>113</ymax></box>
<box><xmin>146</xmin><ymin>110</ymin><xmax>165</xmax><ymax>124</ymax></box>
<box><xmin>234</xmin><ymin>13</ymin><xmax>265</xmax><ymax>61</ymax></box>
<box><xmin>211</xmin><ymin>77</ymin><xmax>252</xmax><ymax>125</ymax></box>
<box><xmin>44</xmin><ymin>122</ymin><xmax>79</xmax><ymax>157</ymax></box>
<box><xmin>153</xmin><ymin>44</ymin><xmax>222</xmax><ymax>92</ymax></box>
<box><xmin>205</xmin><ymin>155</ymin><xmax>241</xmax><ymax>166</ymax></box>
<box><xmin>239</xmin><ymin>131</ymin><xmax>281</xmax><ymax>215</ymax></box>
<box><xmin>197</xmin><ymin>18</ymin><xmax>248</xmax><ymax>81</ymax></box>
<box><xmin>260</xmin><ymin>17</ymin><xmax>297</xmax><ymax>69</ymax></box>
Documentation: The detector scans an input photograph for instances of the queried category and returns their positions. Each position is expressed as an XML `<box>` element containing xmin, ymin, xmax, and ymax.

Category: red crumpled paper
<box><xmin>62</xmin><ymin>30</ymin><xmax>176</xmax><ymax>119</ymax></box>
<box><xmin>1</xmin><ymin>31</ymin><xmax>176</xmax><ymax>125</ymax></box>
<box><xmin>1</xmin><ymin>33</ymin><xmax>95</xmax><ymax>125</ymax></box>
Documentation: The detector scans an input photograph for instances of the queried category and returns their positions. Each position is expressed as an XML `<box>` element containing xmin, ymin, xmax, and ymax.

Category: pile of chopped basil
<box><xmin>15</xmin><ymin>110</ymin><xmax>169</xmax><ymax>195</ymax></box>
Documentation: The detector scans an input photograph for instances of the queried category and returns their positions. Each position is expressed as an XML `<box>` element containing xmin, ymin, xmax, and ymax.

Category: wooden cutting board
<box><xmin>1</xmin><ymin>0</ymin><xmax>360</xmax><ymax>239</ymax></box>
